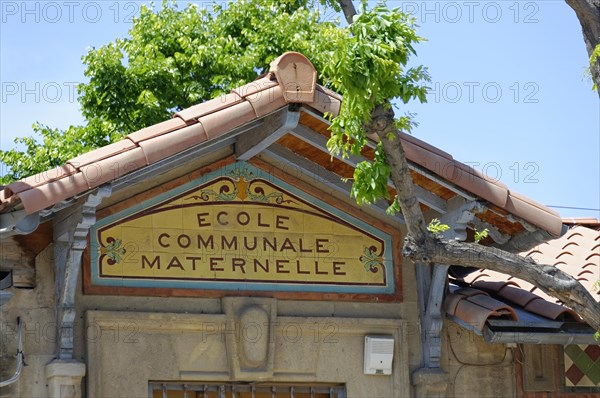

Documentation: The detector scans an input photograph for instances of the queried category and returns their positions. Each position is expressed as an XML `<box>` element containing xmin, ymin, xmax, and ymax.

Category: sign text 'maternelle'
<box><xmin>89</xmin><ymin>162</ymin><xmax>396</xmax><ymax>295</ymax></box>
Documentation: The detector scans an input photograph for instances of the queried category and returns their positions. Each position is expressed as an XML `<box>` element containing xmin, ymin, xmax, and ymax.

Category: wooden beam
<box><xmin>300</xmin><ymin>106</ymin><xmax>476</xmax><ymax>202</ymax></box>
<box><xmin>290</xmin><ymin>124</ymin><xmax>448</xmax><ymax>214</ymax></box>
<box><xmin>236</xmin><ymin>107</ymin><xmax>300</xmax><ymax>160</ymax></box>
<box><xmin>262</xmin><ymin>144</ymin><xmax>405</xmax><ymax>224</ymax></box>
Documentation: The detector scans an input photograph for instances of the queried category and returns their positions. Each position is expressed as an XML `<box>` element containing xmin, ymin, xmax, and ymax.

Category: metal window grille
<box><xmin>148</xmin><ymin>383</ymin><xmax>346</xmax><ymax>398</ymax></box>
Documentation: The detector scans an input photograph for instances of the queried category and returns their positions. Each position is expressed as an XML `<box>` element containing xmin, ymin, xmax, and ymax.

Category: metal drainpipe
<box><xmin>0</xmin><ymin>317</ymin><xmax>24</xmax><ymax>387</ymax></box>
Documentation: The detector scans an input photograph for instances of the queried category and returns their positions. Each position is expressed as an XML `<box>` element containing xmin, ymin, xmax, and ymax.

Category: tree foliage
<box><xmin>2</xmin><ymin>0</ymin><xmax>345</xmax><ymax>182</ymax></box>
<box><xmin>2</xmin><ymin>1</ymin><xmax>430</xmax><ymax>198</ymax></box>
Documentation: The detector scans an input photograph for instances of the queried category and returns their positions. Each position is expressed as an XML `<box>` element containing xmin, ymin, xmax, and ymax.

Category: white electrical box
<box><xmin>364</xmin><ymin>335</ymin><xmax>394</xmax><ymax>375</ymax></box>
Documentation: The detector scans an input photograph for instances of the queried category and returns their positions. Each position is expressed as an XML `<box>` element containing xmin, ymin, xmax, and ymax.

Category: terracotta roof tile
<box><xmin>127</xmin><ymin>117</ymin><xmax>188</xmax><ymax>144</ymax></box>
<box><xmin>231</xmin><ymin>76</ymin><xmax>279</xmax><ymax>99</ymax></box>
<box><xmin>524</xmin><ymin>298</ymin><xmax>580</xmax><ymax>321</ymax></box>
<box><xmin>0</xmin><ymin>52</ymin><xmax>331</xmax><ymax>215</ymax></box>
<box><xmin>445</xmin><ymin>292</ymin><xmax>465</xmax><ymax>315</ymax></box>
<box><xmin>449</xmin><ymin>223</ymin><xmax>597</xmax><ymax>329</ymax></box>
<box><xmin>445</xmin><ymin>287</ymin><xmax>518</xmax><ymax>331</ymax></box>
<box><xmin>401</xmin><ymin>136</ymin><xmax>456</xmax><ymax>180</ymax></box>
<box><xmin>450</xmin><ymin>162</ymin><xmax>508</xmax><ymax>208</ymax></box>
<box><xmin>453</xmin><ymin>286</ymin><xmax>486</xmax><ymax>297</ymax></box>
<box><xmin>246</xmin><ymin>85</ymin><xmax>288</xmax><ymax>118</ymax></box>
<box><xmin>80</xmin><ymin>147</ymin><xmax>147</xmax><ymax>189</ymax></box>
<box><xmin>399</xmin><ymin>132</ymin><xmax>453</xmax><ymax>162</ymax></box>
<box><xmin>7</xmin><ymin>164</ymin><xmax>78</xmax><ymax>193</ymax></box>
<box><xmin>138</xmin><ymin>123</ymin><xmax>208</xmax><ymax>164</ymax></box>
<box><xmin>378</xmin><ymin>130</ymin><xmax>563</xmax><ymax>236</ymax></box>
<box><xmin>504</xmin><ymin>191</ymin><xmax>562</xmax><ymax>235</ymax></box>
<box><xmin>471</xmin><ymin>280</ymin><xmax>519</xmax><ymax>293</ymax></box>
<box><xmin>496</xmin><ymin>285</ymin><xmax>539</xmax><ymax>307</ymax></box>
<box><xmin>457</xmin><ymin>224</ymin><xmax>599</xmax><ymax>328</ymax></box>
<box><xmin>17</xmin><ymin>172</ymin><xmax>90</xmax><ymax>214</ymax></box>
<box><xmin>68</xmin><ymin>139</ymin><xmax>137</xmax><ymax>170</ymax></box>
<box><xmin>198</xmin><ymin>101</ymin><xmax>256</xmax><ymax>139</ymax></box>
<box><xmin>174</xmin><ymin>92</ymin><xmax>244</xmax><ymax>122</ymax></box>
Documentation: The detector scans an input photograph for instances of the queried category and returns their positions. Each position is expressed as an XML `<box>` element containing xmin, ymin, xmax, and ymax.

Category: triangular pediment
<box><xmin>89</xmin><ymin>162</ymin><xmax>398</xmax><ymax>298</ymax></box>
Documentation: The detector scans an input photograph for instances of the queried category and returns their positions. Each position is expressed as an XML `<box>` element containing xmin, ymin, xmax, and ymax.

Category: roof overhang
<box><xmin>0</xmin><ymin>52</ymin><xmax>565</xmax><ymax>253</ymax></box>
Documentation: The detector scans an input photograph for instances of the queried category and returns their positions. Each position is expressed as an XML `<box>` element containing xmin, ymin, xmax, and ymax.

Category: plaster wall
<box><xmin>0</xmin><ymin>245</ymin><xmax>57</xmax><ymax>397</ymax></box>
<box><xmin>84</xmin><ymin>309</ymin><xmax>410</xmax><ymax>397</ymax></box>
<box><xmin>441</xmin><ymin>323</ymin><xmax>514</xmax><ymax>398</ymax></box>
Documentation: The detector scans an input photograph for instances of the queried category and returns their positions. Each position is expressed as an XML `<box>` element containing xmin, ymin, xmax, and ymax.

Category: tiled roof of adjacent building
<box><xmin>446</xmin><ymin>220</ymin><xmax>600</xmax><ymax>336</ymax></box>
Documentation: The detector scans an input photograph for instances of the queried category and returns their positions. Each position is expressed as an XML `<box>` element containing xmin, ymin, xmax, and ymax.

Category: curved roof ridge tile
<box><xmin>496</xmin><ymin>285</ymin><xmax>541</xmax><ymax>307</ymax></box>
<box><xmin>444</xmin><ymin>292</ymin><xmax>518</xmax><ymax>331</ymax></box>
<box><xmin>524</xmin><ymin>298</ymin><xmax>581</xmax><ymax>321</ymax></box>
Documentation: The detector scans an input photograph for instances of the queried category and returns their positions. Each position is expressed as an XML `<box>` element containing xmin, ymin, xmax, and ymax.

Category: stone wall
<box><xmin>440</xmin><ymin>323</ymin><xmax>514</xmax><ymax>398</ymax></box>
<box><xmin>1</xmin><ymin>244</ymin><xmax>57</xmax><ymax>397</ymax></box>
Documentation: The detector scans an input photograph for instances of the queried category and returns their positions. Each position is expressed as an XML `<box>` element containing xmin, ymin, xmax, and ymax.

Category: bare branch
<box><xmin>337</xmin><ymin>0</ymin><xmax>358</xmax><ymax>25</ymax></box>
<box><xmin>369</xmin><ymin>105</ymin><xmax>428</xmax><ymax>244</ymax></box>
<box><xmin>404</xmin><ymin>235</ymin><xmax>600</xmax><ymax>331</ymax></box>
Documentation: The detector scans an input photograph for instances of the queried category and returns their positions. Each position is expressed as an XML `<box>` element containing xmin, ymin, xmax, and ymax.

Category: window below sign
<box><xmin>149</xmin><ymin>383</ymin><xmax>347</xmax><ymax>398</ymax></box>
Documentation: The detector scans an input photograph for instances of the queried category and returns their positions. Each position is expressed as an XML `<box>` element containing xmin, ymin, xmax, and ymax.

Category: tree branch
<box><xmin>370</xmin><ymin>105</ymin><xmax>600</xmax><ymax>331</ymax></box>
<box><xmin>366</xmin><ymin>105</ymin><xmax>428</xmax><ymax>244</ymax></box>
<box><xmin>566</xmin><ymin>0</ymin><xmax>600</xmax><ymax>95</ymax></box>
<box><xmin>338</xmin><ymin>0</ymin><xmax>357</xmax><ymax>25</ymax></box>
<box><xmin>404</xmin><ymin>235</ymin><xmax>600</xmax><ymax>331</ymax></box>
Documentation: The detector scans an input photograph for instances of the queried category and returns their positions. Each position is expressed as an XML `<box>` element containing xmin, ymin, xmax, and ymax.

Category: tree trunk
<box><xmin>369</xmin><ymin>105</ymin><xmax>600</xmax><ymax>332</ymax></box>
<box><xmin>566</xmin><ymin>0</ymin><xmax>600</xmax><ymax>95</ymax></box>
<box><xmin>338</xmin><ymin>1</ymin><xmax>600</xmax><ymax>331</ymax></box>
<box><xmin>338</xmin><ymin>0</ymin><xmax>357</xmax><ymax>25</ymax></box>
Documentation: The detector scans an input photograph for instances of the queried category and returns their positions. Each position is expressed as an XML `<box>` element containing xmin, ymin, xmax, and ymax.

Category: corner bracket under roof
<box><xmin>53</xmin><ymin>184</ymin><xmax>111</xmax><ymax>360</ymax></box>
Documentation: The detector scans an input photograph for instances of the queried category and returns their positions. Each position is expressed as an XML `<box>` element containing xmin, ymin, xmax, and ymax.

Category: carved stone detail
<box><xmin>221</xmin><ymin>297</ymin><xmax>276</xmax><ymax>380</ymax></box>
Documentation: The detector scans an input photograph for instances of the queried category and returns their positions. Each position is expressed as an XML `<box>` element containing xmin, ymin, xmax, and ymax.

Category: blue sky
<box><xmin>1</xmin><ymin>1</ymin><xmax>599</xmax><ymax>219</ymax></box>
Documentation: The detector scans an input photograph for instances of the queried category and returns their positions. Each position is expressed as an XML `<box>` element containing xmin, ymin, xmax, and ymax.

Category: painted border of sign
<box><xmin>86</xmin><ymin>158</ymin><xmax>401</xmax><ymax>300</ymax></box>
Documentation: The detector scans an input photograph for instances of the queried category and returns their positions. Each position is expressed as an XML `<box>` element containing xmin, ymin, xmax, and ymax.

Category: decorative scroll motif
<box><xmin>99</xmin><ymin>238</ymin><xmax>126</xmax><ymax>265</ymax></box>
<box><xmin>187</xmin><ymin>165</ymin><xmax>293</xmax><ymax>205</ymax></box>
<box><xmin>360</xmin><ymin>246</ymin><xmax>383</xmax><ymax>273</ymax></box>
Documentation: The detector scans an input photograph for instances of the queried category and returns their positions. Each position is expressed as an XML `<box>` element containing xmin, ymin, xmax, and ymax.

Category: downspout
<box><xmin>0</xmin><ymin>317</ymin><xmax>24</xmax><ymax>387</ymax></box>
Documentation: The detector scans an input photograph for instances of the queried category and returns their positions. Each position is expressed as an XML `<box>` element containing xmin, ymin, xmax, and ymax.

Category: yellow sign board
<box><xmin>90</xmin><ymin>163</ymin><xmax>395</xmax><ymax>294</ymax></box>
